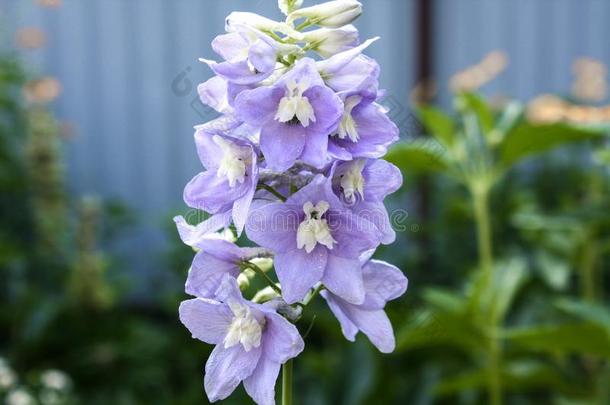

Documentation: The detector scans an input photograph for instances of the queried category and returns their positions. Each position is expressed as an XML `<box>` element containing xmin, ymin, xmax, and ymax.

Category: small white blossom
<box><xmin>6</xmin><ymin>388</ymin><xmax>36</xmax><ymax>405</ymax></box>
<box><xmin>297</xmin><ymin>201</ymin><xmax>336</xmax><ymax>253</ymax></box>
<box><xmin>288</xmin><ymin>0</ymin><xmax>363</xmax><ymax>28</ymax></box>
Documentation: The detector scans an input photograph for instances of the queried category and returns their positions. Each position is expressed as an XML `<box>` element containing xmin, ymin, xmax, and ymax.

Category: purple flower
<box><xmin>328</xmin><ymin>88</ymin><xmax>398</xmax><ymax>160</ymax></box>
<box><xmin>321</xmin><ymin>259</ymin><xmax>408</xmax><ymax>353</ymax></box>
<box><xmin>180</xmin><ymin>276</ymin><xmax>304</xmax><ymax>404</ymax></box>
<box><xmin>184</xmin><ymin>118</ymin><xmax>259</xmax><ymax>233</ymax></box>
<box><xmin>234</xmin><ymin>58</ymin><xmax>343</xmax><ymax>171</ymax></box>
<box><xmin>331</xmin><ymin>158</ymin><xmax>402</xmax><ymax>244</ymax></box>
<box><xmin>316</xmin><ymin>38</ymin><xmax>380</xmax><ymax>93</ymax></box>
<box><xmin>200</xmin><ymin>26</ymin><xmax>281</xmax><ymax>85</ymax></box>
<box><xmin>246</xmin><ymin>175</ymin><xmax>382</xmax><ymax>304</ymax></box>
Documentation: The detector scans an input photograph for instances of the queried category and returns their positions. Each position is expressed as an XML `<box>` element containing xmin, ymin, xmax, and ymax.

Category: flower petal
<box><xmin>235</xmin><ymin>86</ymin><xmax>284</xmax><ymax>126</ymax></box>
<box><xmin>186</xmin><ymin>246</ymin><xmax>242</xmax><ymax>298</ymax></box>
<box><xmin>259</xmin><ymin>121</ymin><xmax>307</xmax><ymax>171</ymax></box>
<box><xmin>204</xmin><ymin>344</ymin><xmax>262</xmax><ymax>402</ymax></box>
<box><xmin>322</xmin><ymin>254</ymin><xmax>365</xmax><ymax>305</ymax></box>
<box><xmin>320</xmin><ymin>291</ymin><xmax>358</xmax><ymax>341</ymax></box>
<box><xmin>184</xmin><ymin>171</ymin><xmax>249</xmax><ymax>213</ymax></box>
<box><xmin>261</xmin><ymin>311</ymin><xmax>305</xmax><ymax>363</ymax></box>
<box><xmin>243</xmin><ymin>357</ymin><xmax>281</xmax><ymax>405</ymax></box>
<box><xmin>179</xmin><ymin>298</ymin><xmax>232</xmax><ymax>345</ymax></box>
<box><xmin>362</xmin><ymin>159</ymin><xmax>402</xmax><ymax>201</ymax></box>
<box><xmin>198</xmin><ymin>76</ymin><xmax>231</xmax><ymax>114</ymax></box>
<box><xmin>361</xmin><ymin>260</ymin><xmax>408</xmax><ymax>309</ymax></box>
<box><xmin>246</xmin><ymin>202</ymin><xmax>300</xmax><ymax>253</ymax></box>
<box><xmin>344</xmin><ymin>307</ymin><xmax>395</xmax><ymax>353</ymax></box>
<box><xmin>274</xmin><ymin>246</ymin><xmax>327</xmax><ymax>304</ymax></box>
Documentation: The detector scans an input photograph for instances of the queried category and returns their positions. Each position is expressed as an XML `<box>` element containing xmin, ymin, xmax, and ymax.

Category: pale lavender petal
<box><xmin>260</xmin><ymin>121</ymin><xmax>307</xmax><ymax>171</ymax></box>
<box><xmin>351</xmin><ymin>200</ymin><xmax>395</xmax><ymax>245</ymax></box>
<box><xmin>274</xmin><ymin>246</ymin><xmax>327</xmax><ymax>304</ymax></box>
<box><xmin>248</xmin><ymin>39</ymin><xmax>276</xmax><ymax>74</ymax></box>
<box><xmin>235</xmin><ymin>86</ymin><xmax>284</xmax><ymax>126</ymax></box>
<box><xmin>322</xmin><ymin>254</ymin><xmax>365</xmax><ymax>305</ymax></box>
<box><xmin>316</xmin><ymin>38</ymin><xmax>378</xmax><ymax>79</ymax></box>
<box><xmin>232</xmin><ymin>157</ymin><xmax>258</xmax><ymax>235</ymax></box>
<box><xmin>299</xmin><ymin>130</ymin><xmax>329</xmax><ymax>169</ymax></box>
<box><xmin>344</xmin><ymin>307</ymin><xmax>395</xmax><ymax>353</ymax></box>
<box><xmin>179</xmin><ymin>298</ymin><xmax>232</xmax><ymax>345</ymax></box>
<box><xmin>362</xmin><ymin>159</ymin><xmax>402</xmax><ymax>201</ymax></box>
<box><xmin>184</xmin><ymin>171</ymin><xmax>249</xmax><ymax>213</ymax></box>
<box><xmin>204</xmin><ymin>344</ymin><xmax>262</xmax><ymax>402</ymax></box>
<box><xmin>173</xmin><ymin>214</ymin><xmax>232</xmax><ymax>248</ymax></box>
<box><xmin>243</xmin><ymin>358</ymin><xmax>281</xmax><ymax>405</ymax></box>
<box><xmin>186</xmin><ymin>244</ymin><xmax>242</xmax><ymax>298</ymax></box>
<box><xmin>361</xmin><ymin>260</ymin><xmax>408</xmax><ymax>309</ymax></box>
<box><xmin>245</xmin><ymin>202</ymin><xmax>300</xmax><ymax>253</ymax></box>
<box><xmin>303</xmin><ymin>85</ymin><xmax>344</xmax><ymax>135</ymax></box>
<box><xmin>198</xmin><ymin>76</ymin><xmax>231</xmax><ymax>114</ymax></box>
<box><xmin>328</xmin><ymin>210</ymin><xmax>381</xmax><ymax>258</ymax></box>
<box><xmin>325</xmin><ymin>55</ymin><xmax>380</xmax><ymax>93</ymax></box>
<box><xmin>213</xmin><ymin>274</ymin><xmax>248</xmax><ymax>304</ymax></box>
<box><xmin>276</xmin><ymin>57</ymin><xmax>325</xmax><ymax>88</ymax></box>
<box><xmin>212</xmin><ymin>32</ymin><xmax>249</xmax><ymax>62</ymax></box>
<box><xmin>202</xmin><ymin>58</ymin><xmax>273</xmax><ymax>85</ymax></box>
<box><xmin>286</xmin><ymin>174</ymin><xmax>343</xmax><ymax>210</ymax></box>
<box><xmin>320</xmin><ymin>291</ymin><xmax>358</xmax><ymax>341</ymax></box>
<box><xmin>260</xmin><ymin>311</ymin><xmax>305</xmax><ymax>363</ymax></box>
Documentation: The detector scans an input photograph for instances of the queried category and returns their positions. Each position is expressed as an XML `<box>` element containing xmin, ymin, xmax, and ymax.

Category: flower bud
<box><xmin>287</xmin><ymin>0</ymin><xmax>363</xmax><ymax>28</ymax></box>
<box><xmin>278</xmin><ymin>0</ymin><xmax>303</xmax><ymax>15</ymax></box>
<box><xmin>225</xmin><ymin>12</ymin><xmax>304</xmax><ymax>40</ymax></box>
<box><xmin>302</xmin><ymin>25</ymin><xmax>359</xmax><ymax>58</ymax></box>
<box><xmin>252</xmin><ymin>286</ymin><xmax>281</xmax><ymax>303</ymax></box>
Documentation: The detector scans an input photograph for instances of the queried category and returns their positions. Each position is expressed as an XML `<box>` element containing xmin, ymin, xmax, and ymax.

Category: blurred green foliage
<box><xmin>2</xmin><ymin>50</ymin><xmax>610</xmax><ymax>405</ymax></box>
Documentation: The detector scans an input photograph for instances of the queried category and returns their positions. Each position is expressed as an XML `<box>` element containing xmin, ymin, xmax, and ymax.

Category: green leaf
<box><xmin>416</xmin><ymin>105</ymin><xmax>455</xmax><ymax>147</ymax></box>
<box><xmin>423</xmin><ymin>288</ymin><xmax>466</xmax><ymax>314</ymax></box>
<box><xmin>499</xmin><ymin>122</ymin><xmax>604</xmax><ymax>168</ymax></box>
<box><xmin>506</xmin><ymin>323</ymin><xmax>610</xmax><ymax>358</ymax></box>
<box><xmin>556</xmin><ymin>299</ymin><xmax>610</xmax><ymax>333</ymax></box>
<box><xmin>435</xmin><ymin>360</ymin><xmax>575</xmax><ymax>396</ymax></box>
<box><xmin>457</xmin><ymin>92</ymin><xmax>495</xmax><ymax>134</ymax></box>
<box><xmin>468</xmin><ymin>257</ymin><xmax>528</xmax><ymax>323</ymax></box>
<box><xmin>386</xmin><ymin>139</ymin><xmax>450</xmax><ymax>174</ymax></box>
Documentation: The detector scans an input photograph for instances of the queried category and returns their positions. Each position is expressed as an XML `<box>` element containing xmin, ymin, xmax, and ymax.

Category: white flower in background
<box><xmin>302</xmin><ymin>25</ymin><xmax>359</xmax><ymax>58</ymax></box>
<box><xmin>287</xmin><ymin>0</ymin><xmax>363</xmax><ymax>28</ymax></box>
<box><xmin>278</xmin><ymin>0</ymin><xmax>303</xmax><ymax>15</ymax></box>
<box><xmin>6</xmin><ymin>388</ymin><xmax>35</xmax><ymax>405</ymax></box>
<box><xmin>40</xmin><ymin>370</ymin><xmax>70</xmax><ymax>391</ymax></box>
<box><xmin>0</xmin><ymin>359</ymin><xmax>16</xmax><ymax>390</ymax></box>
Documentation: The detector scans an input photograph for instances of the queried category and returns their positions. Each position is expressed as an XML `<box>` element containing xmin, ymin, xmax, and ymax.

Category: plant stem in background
<box><xmin>471</xmin><ymin>185</ymin><xmax>503</xmax><ymax>405</ymax></box>
<box><xmin>282</xmin><ymin>359</ymin><xmax>293</xmax><ymax>405</ymax></box>
<box><xmin>579</xmin><ymin>239</ymin><xmax>599</xmax><ymax>303</ymax></box>
<box><xmin>472</xmin><ymin>187</ymin><xmax>493</xmax><ymax>277</ymax></box>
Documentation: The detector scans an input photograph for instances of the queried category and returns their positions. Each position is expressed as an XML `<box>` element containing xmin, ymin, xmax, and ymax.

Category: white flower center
<box><xmin>296</xmin><ymin>201</ymin><xmax>336</xmax><ymax>253</ymax></box>
<box><xmin>335</xmin><ymin>95</ymin><xmax>362</xmax><ymax>142</ymax></box>
<box><xmin>223</xmin><ymin>301</ymin><xmax>264</xmax><ymax>352</ymax></box>
<box><xmin>340</xmin><ymin>159</ymin><xmax>366</xmax><ymax>204</ymax></box>
<box><xmin>275</xmin><ymin>80</ymin><xmax>317</xmax><ymax>127</ymax></box>
<box><xmin>213</xmin><ymin>135</ymin><xmax>251</xmax><ymax>187</ymax></box>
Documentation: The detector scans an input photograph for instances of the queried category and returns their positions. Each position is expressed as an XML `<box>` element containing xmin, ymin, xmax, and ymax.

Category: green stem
<box><xmin>257</xmin><ymin>184</ymin><xmax>287</xmax><ymax>202</ymax></box>
<box><xmin>472</xmin><ymin>188</ymin><xmax>493</xmax><ymax>277</ymax></box>
<box><xmin>471</xmin><ymin>185</ymin><xmax>502</xmax><ymax>405</ymax></box>
<box><xmin>282</xmin><ymin>359</ymin><xmax>293</xmax><ymax>405</ymax></box>
<box><xmin>488</xmin><ymin>332</ymin><xmax>502</xmax><ymax>405</ymax></box>
<box><xmin>580</xmin><ymin>239</ymin><xmax>599</xmax><ymax>303</ymax></box>
<box><xmin>243</xmin><ymin>262</ymin><xmax>282</xmax><ymax>295</ymax></box>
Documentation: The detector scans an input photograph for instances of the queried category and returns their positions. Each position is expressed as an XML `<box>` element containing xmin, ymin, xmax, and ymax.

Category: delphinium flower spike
<box><xmin>176</xmin><ymin>1</ymin><xmax>409</xmax><ymax>403</ymax></box>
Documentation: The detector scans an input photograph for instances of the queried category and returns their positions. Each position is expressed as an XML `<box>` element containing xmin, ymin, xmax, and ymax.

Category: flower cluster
<box><xmin>175</xmin><ymin>1</ymin><xmax>408</xmax><ymax>403</ymax></box>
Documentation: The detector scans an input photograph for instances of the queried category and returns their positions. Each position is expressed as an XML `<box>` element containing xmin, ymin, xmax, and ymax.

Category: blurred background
<box><xmin>1</xmin><ymin>0</ymin><xmax>610</xmax><ymax>404</ymax></box>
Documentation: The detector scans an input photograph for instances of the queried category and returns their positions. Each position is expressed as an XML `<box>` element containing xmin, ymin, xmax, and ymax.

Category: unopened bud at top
<box><xmin>302</xmin><ymin>25</ymin><xmax>359</xmax><ymax>57</ymax></box>
<box><xmin>287</xmin><ymin>0</ymin><xmax>363</xmax><ymax>28</ymax></box>
<box><xmin>225</xmin><ymin>11</ymin><xmax>304</xmax><ymax>40</ymax></box>
<box><xmin>278</xmin><ymin>0</ymin><xmax>304</xmax><ymax>15</ymax></box>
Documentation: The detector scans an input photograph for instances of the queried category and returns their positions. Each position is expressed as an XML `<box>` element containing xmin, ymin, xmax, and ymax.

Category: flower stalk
<box><xmin>282</xmin><ymin>359</ymin><xmax>293</xmax><ymax>405</ymax></box>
